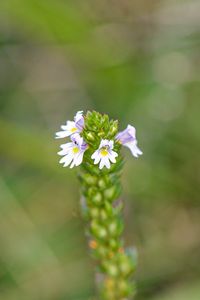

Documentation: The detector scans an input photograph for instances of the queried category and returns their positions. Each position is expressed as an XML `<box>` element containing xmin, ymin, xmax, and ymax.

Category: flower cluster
<box><xmin>56</xmin><ymin>111</ymin><xmax>142</xmax><ymax>169</ymax></box>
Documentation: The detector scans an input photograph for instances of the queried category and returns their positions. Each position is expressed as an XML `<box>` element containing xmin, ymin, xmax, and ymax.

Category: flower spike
<box><xmin>56</xmin><ymin>111</ymin><xmax>142</xmax><ymax>300</ymax></box>
<box><xmin>55</xmin><ymin>111</ymin><xmax>84</xmax><ymax>139</ymax></box>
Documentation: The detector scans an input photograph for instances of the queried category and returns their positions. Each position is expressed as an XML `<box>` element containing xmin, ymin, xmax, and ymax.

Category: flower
<box><xmin>116</xmin><ymin>124</ymin><xmax>143</xmax><ymax>158</ymax></box>
<box><xmin>91</xmin><ymin>139</ymin><xmax>118</xmax><ymax>169</ymax></box>
<box><xmin>55</xmin><ymin>111</ymin><xmax>84</xmax><ymax>139</ymax></box>
<box><xmin>58</xmin><ymin>133</ymin><xmax>87</xmax><ymax>168</ymax></box>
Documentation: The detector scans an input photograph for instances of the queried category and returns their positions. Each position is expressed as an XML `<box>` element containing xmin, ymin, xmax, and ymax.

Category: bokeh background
<box><xmin>0</xmin><ymin>0</ymin><xmax>200</xmax><ymax>299</ymax></box>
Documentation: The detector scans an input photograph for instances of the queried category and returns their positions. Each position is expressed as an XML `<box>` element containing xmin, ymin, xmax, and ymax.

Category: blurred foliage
<box><xmin>0</xmin><ymin>0</ymin><xmax>200</xmax><ymax>299</ymax></box>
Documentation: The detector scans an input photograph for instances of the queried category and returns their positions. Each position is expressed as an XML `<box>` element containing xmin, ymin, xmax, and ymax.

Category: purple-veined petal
<box><xmin>116</xmin><ymin>124</ymin><xmax>136</xmax><ymax>144</ymax></box>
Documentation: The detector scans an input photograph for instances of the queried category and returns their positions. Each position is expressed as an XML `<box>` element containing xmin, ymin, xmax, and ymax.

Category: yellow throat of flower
<box><xmin>100</xmin><ymin>148</ymin><xmax>108</xmax><ymax>157</ymax></box>
<box><xmin>73</xmin><ymin>147</ymin><xmax>79</xmax><ymax>154</ymax></box>
<box><xmin>71</xmin><ymin>127</ymin><xmax>77</xmax><ymax>133</ymax></box>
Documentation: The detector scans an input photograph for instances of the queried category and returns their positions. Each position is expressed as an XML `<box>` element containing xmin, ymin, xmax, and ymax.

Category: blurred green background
<box><xmin>0</xmin><ymin>0</ymin><xmax>200</xmax><ymax>299</ymax></box>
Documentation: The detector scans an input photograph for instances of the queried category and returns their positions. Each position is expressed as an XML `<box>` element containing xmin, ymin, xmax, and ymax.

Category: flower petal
<box><xmin>71</xmin><ymin>133</ymin><xmax>83</xmax><ymax>147</ymax></box>
<box><xmin>99</xmin><ymin>158</ymin><xmax>106</xmax><ymax>169</ymax></box>
<box><xmin>74</xmin><ymin>111</ymin><xmax>84</xmax><ymax>131</ymax></box>
<box><xmin>55</xmin><ymin>130</ymin><xmax>71</xmax><ymax>139</ymax></box>
<box><xmin>60</xmin><ymin>142</ymin><xmax>74</xmax><ymax>150</ymax></box>
<box><xmin>116</xmin><ymin>124</ymin><xmax>136</xmax><ymax>144</ymax></box>
<box><xmin>74</xmin><ymin>152</ymin><xmax>84</xmax><ymax>166</ymax></box>
<box><xmin>91</xmin><ymin>150</ymin><xmax>99</xmax><ymax>160</ymax></box>
<box><xmin>125</xmin><ymin>141</ymin><xmax>143</xmax><ymax>158</ymax></box>
<box><xmin>94</xmin><ymin>156</ymin><xmax>101</xmax><ymax>164</ymax></box>
<box><xmin>99</xmin><ymin>139</ymin><xmax>109</xmax><ymax>148</ymax></box>
<box><xmin>104</xmin><ymin>157</ymin><xmax>111</xmax><ymax>169</ymax></box>
<box><xmin>58</xmin><ymin>149</ymin><xmax>68</xmax><ymax>156</ymax></box>
<box><xmin>74</xmin><ymin>111</ymin><xmax>83</xmax><ymax>122</ymax></box>
<box><xmin>108</xmin><ymin>140</ymin><xmax>114</xmax><ymax>149</ymax></box>
<box><xmin>60</xmin><ymin>154</ymin><xmax>73</xmax><ymax>166</ymax></box>
<box><xmin>108</xmin><ymin>151</ymin><xmax>118</xmax><ymax>163</ymax></box>
<box><xmin>70</xmin><ymin>160</ymin><xmax>75</xmax><ymax>168</ymax></box>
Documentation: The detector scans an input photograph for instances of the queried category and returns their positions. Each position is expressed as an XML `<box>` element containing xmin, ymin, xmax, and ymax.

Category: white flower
<box><xmin>91</xmin><ymin>139</ymin><xmax>118</xmax><ymax>169</ymax></box>
<box><xmin>116</xmin><ymin>124</ymin><xmax>143</xmax><ymax>158</ymax></box>
<box><xmin>58</xmin><ymin>133</ymin><xmax>87</xmax><ymax>168</ymax></box>
<box><xmin>55</xmin><ymin>111</ymin><xmax>84</xmax><ymax>139</ymax></box>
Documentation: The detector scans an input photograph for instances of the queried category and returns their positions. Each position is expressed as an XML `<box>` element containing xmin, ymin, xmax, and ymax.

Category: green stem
<box><xmin>79</xmin><ymin>159</ymin><xmax>136</xmax><ymax>299</ymax></box>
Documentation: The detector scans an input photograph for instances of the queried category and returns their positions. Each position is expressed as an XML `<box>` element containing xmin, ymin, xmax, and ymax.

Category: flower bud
<box><xmin>92</xmin><ymin>192</ymin><xmax>102</xmax><ymax>206</ymax></box>
<box><xmin>108</xmin><ymin>219</ymin><xmax>123</xmax><ymax>237</ymax></box>
<box><xmin>98</xmin><ymin>131</ymin><xmax>105</xmax><ymax>138</ymax></box>
<box><xmin>104</xmin><ymin>289</ymin><xmax>116</xmax><ymax>300</ymax></box>
<box><xmin>103</xmin><ymin>261</ymin><xmax>119</xmax><ymax>277</ymax></box>
<box><xmin>107</xmin><ymin>220</ymin><xmax>120</xmax><ymax>237</ymax></box>
<box><xmin>97</xmin><ymin>245</ymin><xmax>108</xmax><ymax>257</ymax></box>
<box><xmin>119</xmin><ymin>255</ymin><xmax>133</xmax><ymax>277</ymax></box>
<box><xmin>109</xmin><ymin>239</ymin><xmax>119</xmax><ymax>251</ymax></box>
<box><xmin>98</xmin><ymin>178</ymin><xmax>107</xmax><ymax>189</ymax></box>
<box><xmin>97</xmin><ymin>227</ymin><xmax>107</xmax><ymax>240</ymax></box>
<box><xmin>109</xmin><ymin>121</ymin><xmax>118</xmax><ymax>136</ymax></box>
<box><xmin>88</xmin><ymin>187</ymin><xmax>95</xmax><ymax>197</ymax></box>
<box><xmin>105</xmin><ymin>278</ymin><xmax>115</xmax><ymax>290</ymax></box>
<box><xmin>91</xmin><ymin>221</ymin><xmax>107</xmax><ymax>240</ymax></box>
<box><xmin>104</xmin><ymin>201</ymin><xmax>113</xmax><ymax>217</ymax></box>
<box><xmin>85</xmin><ymin>131</ymin><xmax>95</xmax><ymax>142</ymax></box>
<box><xmin>104</xmin><ymin>186</ymin><xmax>116</xmax><ymax>201</ymax></box>
<box><xmin>90</xmin><ymin>219</ymin><xmax>99</xmax><ymax>232</ymax></box>
<box><xmin>84</xmin><ymin>174</ymin><xmax>97</xmax><ymax>185</ymax></box>
<box><xmin>117</xmin><ymin>279</ymin><xmax>130</xmax><ymax>297</ymax></box>
<box><xmin>89</xmin><ymin>207</ymin><xmax>100</xmax><ymax>218</ymax></box>
<box><xmin>100</xmin><ymin>209</ymin><xmax>109</xmax><ymax>221</ymax></box>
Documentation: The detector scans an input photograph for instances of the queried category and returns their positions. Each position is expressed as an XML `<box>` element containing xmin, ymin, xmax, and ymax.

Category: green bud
<box><xmin>107</xmin><ymin>220</ymin><xmax>119</xmax><ymax>237</ymax></box>
<box><xmin>104</xmin><ymin>289</ymin><xmax>116</xmax><ymax>300</ymax></box>
<box><xmin>91</xmin><ymin>221</ymin><xmax>107</xmax><ymax>240</ymax></box>
<box><xmin>119</xmin><ymin>255</ymin><xmax>133</xmax><ymax>277</ymax></box>
<box><xmin>88</xmin><ymin>186</ymin><xmax>98</xmax><ymax>198</ymax></box>
<box><xmin>100</xmin><ymin>209</ymin><xmax>109</xmax><ymax>221</ymax></box>
<box><xmin>109</xmin><ymin>239</ymin><xmax>119</xmax><ymax>251</ymax></box>
<box><xmin>89</xmin><ymin>207</ymin><xmax>99</xmax><ymax>218</ymax></box>
<box><xmin>88</xmin><ymin>187</ymin><xmax>94</xmax><ymax>197</ymax></box>
<box><xmin>90</xmin><ymin>219</ymin><xmax>99</xmax><ymax>232</ymax></box>
<box><xmin>85</xmin><ymin>131</ymin><xmax>95</xmax><ymax>141</ymax></box>
<box><xmin>103</xmin><ymin>261</ymin><xmax>119</xmax><ymax>277</ymax></box>
<box><xmin>97</xmin><ymin>227</ymin><xmax>107</xmax><ymax>240</ymax></box>
<box><xmin>104</xmin><ymin>186</ymin><xmax>116</xmax><ymax>201</ymax></box>
<box><xmin>98</xmin><ymin>178</ymin><xmax>107</xmax><ymax>189</ymax></box>
<box><xmin>109</xmin><ymin>120</ymin><xmax>118</xmax><ymax>136</ymax></box>
<box><xmin>97</xmin><ymin>245</ymin><xmax>108</xmax><ymax>257</ymax></box>
<box><xmin>83</xmin><ymin>174</ymin><xmax>97</xmax><ymax>185</ymax></box>
<box><xmin>92</xmin><ymin>192</ymin><xmax>102</xmax><ymax>206</ymax></box>
<box><xmin>98</xmin><ymin>131</ymin><xmax>105</xmax><ymax>137</ymax></box>
<box><xmin>104</xmin><ymin>175</ymin><xmax>111</xmax><ymax>185</ymax></box>
<box><xmin>104</xmin><ymin>201</ymin><xmax>114</xmax><ymax>217</ymax></box>
<box><xmin>117</xmin><ymin>279</ymin><xmax>130</xmax><ymax>297</ymax></box>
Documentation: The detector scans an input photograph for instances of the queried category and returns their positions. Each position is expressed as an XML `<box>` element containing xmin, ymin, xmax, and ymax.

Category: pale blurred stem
<box><xmin>79</xmin><ymin>164</ymin><xmax>134</xmax><ymax>300</ymax></box>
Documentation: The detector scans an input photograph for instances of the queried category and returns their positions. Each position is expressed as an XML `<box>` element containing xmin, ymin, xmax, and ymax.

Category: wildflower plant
<box><xmin>56</xmin><ymin>111</ymin><xmax>142</xmax><ymax>300</ymax></box>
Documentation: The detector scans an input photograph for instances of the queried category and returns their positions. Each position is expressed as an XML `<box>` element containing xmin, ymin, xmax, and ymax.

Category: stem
<box><xmin>79</xmin><ymin>159</ymin><xmax>136</xmax><ymax>299</ymax></box>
